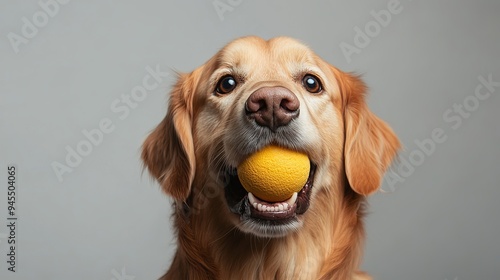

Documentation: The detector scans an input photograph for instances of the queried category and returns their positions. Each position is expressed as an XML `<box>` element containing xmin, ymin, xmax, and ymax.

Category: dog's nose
<box><xmin>245</xmin><ymin>87</ymin><xmax>300</xmax><ymax>131</ymax></box>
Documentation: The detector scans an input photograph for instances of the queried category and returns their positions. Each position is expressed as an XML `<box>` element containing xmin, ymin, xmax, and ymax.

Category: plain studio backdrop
<box><xmin>1</xmin><ymin>1</ymin><xmax>499</xmax><ymax>279</ymax></box>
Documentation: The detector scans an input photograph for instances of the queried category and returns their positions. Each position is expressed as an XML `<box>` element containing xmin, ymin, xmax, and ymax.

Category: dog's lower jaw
<box><xmin>229</xmin><ymin>193</ymin><xmax>304</xmax><ymax>238</ymax></box>
<box><xmin>224</xmin><ymin>163</ymin><xmax>317</xmax><ymax>238</ymax></box>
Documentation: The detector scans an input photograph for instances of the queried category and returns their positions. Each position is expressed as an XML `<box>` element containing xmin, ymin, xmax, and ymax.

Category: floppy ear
<box><xmin>141</xmin><ymin>72</ymin><xmax>198</xmax><ymax>200</ymax></box>
<box><xmin>338</xmin><ymin>71</ymin><xmax>400</xmax><ymax>195</ymax></box>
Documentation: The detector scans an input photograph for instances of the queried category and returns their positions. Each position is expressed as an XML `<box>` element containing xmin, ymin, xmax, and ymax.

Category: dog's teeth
<box><xmin>248</xmin><ymin>193</ymin><xmax>256</xmax><ymax>205</ymax></box>
<box><xmin>286</xmin><ymin>192</ymin><xmax>298</xmax><ymax>205</ymax></box>
<box><xmin>249</xmin><ymin>192</ymin><xmax>295</xmax><ymax>212</ymax></box>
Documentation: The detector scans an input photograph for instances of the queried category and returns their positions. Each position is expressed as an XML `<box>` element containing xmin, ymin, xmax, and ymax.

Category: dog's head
<box><xmin>142</xmin><ymin>36</ymin><xmax>400</xmax><ymax>238</ymax></box>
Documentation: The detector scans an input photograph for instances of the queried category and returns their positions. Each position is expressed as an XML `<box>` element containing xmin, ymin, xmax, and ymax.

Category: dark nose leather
<box><xmin>245</xmin><ymin>87</ymin><xmax>300</xmax><ymax>132</ymax></box>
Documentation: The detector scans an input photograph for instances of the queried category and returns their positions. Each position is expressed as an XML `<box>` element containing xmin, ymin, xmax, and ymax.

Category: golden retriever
<box><xmin>142</xmin><ymin>36</ymin><xmax>400</xmax><ymax>280</ymax></box>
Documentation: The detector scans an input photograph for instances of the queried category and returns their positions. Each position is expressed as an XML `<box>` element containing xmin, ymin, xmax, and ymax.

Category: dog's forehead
<box><xmin>217</xmin><ymin>36</ymin><xmax>319</xmax><ymax>72</ymax></box>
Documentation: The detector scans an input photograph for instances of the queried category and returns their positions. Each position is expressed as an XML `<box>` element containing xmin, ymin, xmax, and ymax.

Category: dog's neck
<box><xmin>163</xmin><ymin>182</ymin><xmax>367</xmax><ymax>280</ymax></box>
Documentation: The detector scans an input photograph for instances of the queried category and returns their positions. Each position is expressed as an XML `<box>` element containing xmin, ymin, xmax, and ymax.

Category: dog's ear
<box><xmin>337</xmin><ymin>71</ymin><xmax>400</xmax><ymax>195</ymax></box>
<box><xmin>142</xmin><ymin>71</ymin><xmax>199</xmax><ymax>200</ymax></box>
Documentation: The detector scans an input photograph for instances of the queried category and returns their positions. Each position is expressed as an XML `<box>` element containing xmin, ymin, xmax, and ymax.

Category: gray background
<box><xmin>1</xmin><ymin>0</ymin><xmax>499</xmax><ymax>279</ymax></box>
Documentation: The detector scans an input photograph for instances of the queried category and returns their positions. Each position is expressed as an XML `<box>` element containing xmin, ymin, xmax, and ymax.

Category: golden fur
<box><xmin>142</xmin><ymin>36</ymin><xmax>400</xmax><ymax>280</ymax></box>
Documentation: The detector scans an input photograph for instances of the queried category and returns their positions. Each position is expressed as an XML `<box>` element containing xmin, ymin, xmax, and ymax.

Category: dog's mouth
<box><xmin>224</xmin><ymin>163</ymin><xmax>316</xmax><ymax>235</ymax></box>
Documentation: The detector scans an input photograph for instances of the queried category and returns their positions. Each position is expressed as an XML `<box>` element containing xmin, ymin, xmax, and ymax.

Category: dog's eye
<box><xmin>302</xmin><ymin>74</ymin><xmax>322</xmax><ymax>93</ymax></box>
<box><xmin>216</xmin><ymin>75</ymin><xmax>237</xmax><ymax>94</ymax></box>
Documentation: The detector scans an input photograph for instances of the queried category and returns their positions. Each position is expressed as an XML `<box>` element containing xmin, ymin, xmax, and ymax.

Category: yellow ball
<box><xmin>237</xmin><ymin>145</ymin><xmax>310</xmax><ymax>202</ymax></box>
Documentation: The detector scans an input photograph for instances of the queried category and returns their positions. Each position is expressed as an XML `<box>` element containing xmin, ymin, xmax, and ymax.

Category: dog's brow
<box><xmin>209</xmin><ymin>67</ymin><xmax>246</xmax><ymax>85</ymax></box>
<box><xmin>291</xmin><ymin>65</ymin><xmax>325</xmax><ymax>80</ymax></box>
